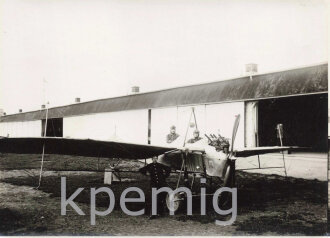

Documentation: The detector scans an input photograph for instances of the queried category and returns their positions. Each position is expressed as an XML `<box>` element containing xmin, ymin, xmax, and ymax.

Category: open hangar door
<box><xmin>42</xmin><ymin>118</ymin><xmax>63</xmax><ymax>137</ymax></box>
<box><xmin>257</xmin><ymin>94</ymin><xmax>328</xmax><ymax>151</ymax></box>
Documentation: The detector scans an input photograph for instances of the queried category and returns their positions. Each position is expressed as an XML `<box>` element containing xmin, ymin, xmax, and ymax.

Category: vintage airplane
<box><xmin>0</xmin><ymin>114</ymin><xmax>297</xmax><ymax>212</ymax></box>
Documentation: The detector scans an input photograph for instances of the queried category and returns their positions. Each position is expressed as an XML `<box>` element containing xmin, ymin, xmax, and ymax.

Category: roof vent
<box><xmin>75</xmin><ymin>97</ymin><xmax>81</xmax><ymax>103</ymax></box>
<box><xmin>19</xmin><ymin>109</ymin><xmax>23</xmax><ymax>113</ymax></box>
<box><xmin>245</xmin><ymin>63</ymin><xmax>258</xmax><ymax>80</ymax></box>
<box><xmin>131</xmin><ymin>86</ymin><xmax>140</xmax><ymax>94</ymax></box>
<box><xmin>41</xmin><ymin>104</ymin><xmax>46</xmax><ymax>109</ymax></box>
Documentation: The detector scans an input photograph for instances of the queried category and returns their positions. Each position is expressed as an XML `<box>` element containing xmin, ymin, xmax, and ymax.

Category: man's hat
<box><xmin>193</xmin><ymin>129</ymin><xmax>200</xmax><ymax>133</ymax></box>
<box><xmin>170</xmin><ymin>125</ymin><xmax>176</xmax><ymax>129</ymax></box>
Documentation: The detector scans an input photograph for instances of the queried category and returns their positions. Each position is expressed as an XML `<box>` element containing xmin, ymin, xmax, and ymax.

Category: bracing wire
<box><xmin>183</xmin><ymin>109</ymin><xmax>193</xmax><ymax>147</ymax></box>
<box><xmin>192</xmin><ymin>108</ymin><xmax>198</xmax><ymax>131</ymax></box>
<box><xmin>37</xmin><ymin>105</ymin><xmax>48</xmax><ymax>189</ymax></box>
<box><xmin>183</xmin><ymin>107</ymin><xmax>198</xmax><ymax>147</ymax></box>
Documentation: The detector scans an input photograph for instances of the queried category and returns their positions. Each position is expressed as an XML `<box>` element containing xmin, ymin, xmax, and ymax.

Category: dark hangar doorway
<box><xmin>258</xmin><ymin>94</ymin><xmax>328</xmax><ymax>151</ymax></box>
<box><xmin>41</xmin><ymin>118</ymin><xmax>63</xmax><ymax>137</ymax></box>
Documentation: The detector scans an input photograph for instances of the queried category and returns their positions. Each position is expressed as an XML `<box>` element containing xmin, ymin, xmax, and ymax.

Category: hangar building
<box><xmin>0</xmin><ymin>63</ymin><xmax>328</xmax><ymax>151</ymax></box>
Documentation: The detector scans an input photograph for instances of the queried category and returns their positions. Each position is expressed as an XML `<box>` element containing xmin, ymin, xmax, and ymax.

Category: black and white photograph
<box><xmin>0</xmin><ymin>0</ymin><xmax>328</xmax><ymax>236</ymax></box>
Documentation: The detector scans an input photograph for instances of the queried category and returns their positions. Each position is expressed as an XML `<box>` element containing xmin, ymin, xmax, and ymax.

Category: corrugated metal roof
<box><xmin>1</xmin><ymin>63</ymin><xmax>327</xmax><ymax>123</ymax></box>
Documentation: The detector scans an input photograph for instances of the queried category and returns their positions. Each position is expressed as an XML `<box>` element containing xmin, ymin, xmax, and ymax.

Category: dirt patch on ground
<box><xmin>0</xmin><ymin>153</ymin><xmax>327</xmax><ymax>235</ymax></box>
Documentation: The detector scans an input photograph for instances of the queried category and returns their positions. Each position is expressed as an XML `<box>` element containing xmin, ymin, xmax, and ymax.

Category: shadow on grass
<box><xmin>0</xmin><ymin>208</ymin><xmax>22</xmax><ymax>233</ymax></box>
<box><xmin>236</xmin><ymin>213</ymin><xmax>327</xmax><ymax>235</ymax></box>
<box><xmin>0</xmin><ymin>170</ymin><xmax>327</xmax><ymax>235</ymax></box>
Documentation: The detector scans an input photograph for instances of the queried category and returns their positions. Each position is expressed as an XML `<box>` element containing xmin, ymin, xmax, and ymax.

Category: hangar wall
<box><xmin>204</xmin><ymin>102</ymin><xmax>244</xmax><ymax>149</ymax></box>
<box><xmin>0</xmin><ymin>120</ymin><xmax>41</xmax><ymax>137</ymax></box>
<box><xmin>150</xmin><ymin>107</ymin><xmax>179</xmax><ymax>146</ymax></box>
<box><xmin>150</xmin><ymin>102</ymin><xmax>245</xmax><ymax>149</ymax></box>
<box><xmin>0</xmin><ymin>102</ymin><xmax>246</xmax><ymax>149</ymax></box>
<box><xmin>150</xmin><ymin>105</ymin><xmax>208</xmax><ymax>147</ymax></box>
<box><xmin>63</xmin><ymin>109</ymin><xmax>149</xmax><ymax>144</ymax></box>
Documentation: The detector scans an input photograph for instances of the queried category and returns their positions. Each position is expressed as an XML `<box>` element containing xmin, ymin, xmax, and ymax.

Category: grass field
<box><xmin>0</xmin><ymin>153</ymin><xmax>328</xmax><ymax>235</ymax></box>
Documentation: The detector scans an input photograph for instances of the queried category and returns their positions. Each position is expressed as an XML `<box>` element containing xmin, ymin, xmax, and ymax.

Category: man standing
<box><xmin>166</xmin><ymin>125</ymin><xmax>179</xmax><ymax>144</ymax></box>
<box><xmin>139</xmin><ymin>156</ymin><xmax>171</xmax><ymax>219</ymax></box>
<box><xmin>187</xmin><ymin>129</ymin><xmax>202</xmax><ymax>144</ymax></box>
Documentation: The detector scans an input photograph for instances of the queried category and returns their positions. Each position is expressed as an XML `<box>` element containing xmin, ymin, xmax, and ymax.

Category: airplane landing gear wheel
<box><xmin>166</xmin><ymin>192</ymin><xmax>183</xmax><ymax>213</ymax></box>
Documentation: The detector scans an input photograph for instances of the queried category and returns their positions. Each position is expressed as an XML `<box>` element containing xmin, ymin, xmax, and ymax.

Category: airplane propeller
<box><xmin>221</xmin><ymin>114</ymin><xmax>241</xmax><ymax>189</ymax></box>
<box><xmin>230</xmin><ymin>114</ymin><xmax>240</xmax><ymax>158</ymax></box>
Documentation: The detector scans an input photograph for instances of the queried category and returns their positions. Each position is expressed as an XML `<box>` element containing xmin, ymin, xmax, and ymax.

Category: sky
<box><xmin>0</xmin><ymin>0</ymin><xmax>327</xmax><ymax>114</ymax></box>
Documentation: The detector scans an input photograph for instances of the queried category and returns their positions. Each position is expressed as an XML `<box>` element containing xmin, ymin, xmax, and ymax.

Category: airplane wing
<box><xmin>0</xmin><ymin>137</ymin><xmax>176</xmax><ymax>160</ymax></box>
<box><xmin>233</xmin><ymin>146</ymin><xmax>299</xmax><ymax>157</ymax></box>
